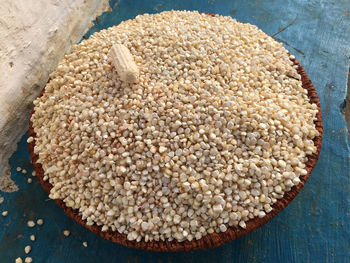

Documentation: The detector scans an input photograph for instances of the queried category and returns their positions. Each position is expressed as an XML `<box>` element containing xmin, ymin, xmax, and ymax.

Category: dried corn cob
<box><xmin>109</xmin><ymin>43</ymin><xmax>139</xmax><ymax>83</ymax></box>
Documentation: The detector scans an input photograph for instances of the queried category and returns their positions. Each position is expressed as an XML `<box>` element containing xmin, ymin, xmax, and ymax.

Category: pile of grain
<box><xmin>31</xmin><ymin>11</ymin><xmax>318</xmax><ymax>242</ymax></box>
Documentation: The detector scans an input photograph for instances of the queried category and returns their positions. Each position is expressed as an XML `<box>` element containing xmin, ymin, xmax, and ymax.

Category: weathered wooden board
<box><xmin>1</xmin><ymin>0</ymin><xmax>349</xmax><ymax>262</ymax></box>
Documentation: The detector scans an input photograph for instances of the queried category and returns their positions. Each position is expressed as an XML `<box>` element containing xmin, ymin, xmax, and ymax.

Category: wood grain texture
<box><xmin>27</xmin><ymin>57</ymin><xmax>323</xmax><ymax>252</ymax></box>
<box><xmin>0</xmin><ymin>0</ymin><xmax>349</xmax><ymax>262</ymax></box>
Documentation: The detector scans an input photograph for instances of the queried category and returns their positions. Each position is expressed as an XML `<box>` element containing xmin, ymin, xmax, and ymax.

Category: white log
<box><xmin>0</xmin><ymin>0</ymin><xmax>110</xmax><ymax>192</ymax></box>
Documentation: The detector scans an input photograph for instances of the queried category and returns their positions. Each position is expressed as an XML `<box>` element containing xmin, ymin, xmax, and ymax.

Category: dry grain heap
<box><xmin>31</xmin><ymin>11</ymin><xmax>318</xmax><ymax>242</ymax></box>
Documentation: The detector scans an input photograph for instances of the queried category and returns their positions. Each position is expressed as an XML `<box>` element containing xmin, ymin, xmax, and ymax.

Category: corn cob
<box><xmin>109</xmin><ymin>43</ymin><xmax>139</xmax><ymax>83</ymax></box>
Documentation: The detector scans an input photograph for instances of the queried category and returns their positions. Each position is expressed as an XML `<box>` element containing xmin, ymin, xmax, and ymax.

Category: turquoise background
<box><xmin>1</xmin><ymin>0</ymin><xmax>349</xmax><ymax>262</ymax></box>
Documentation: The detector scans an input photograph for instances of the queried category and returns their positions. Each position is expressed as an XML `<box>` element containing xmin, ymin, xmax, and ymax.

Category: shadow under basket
<box><xmin>29</xmin><ymin>51</ymin><xmax>323</xmax><ymax>251</ymax></box>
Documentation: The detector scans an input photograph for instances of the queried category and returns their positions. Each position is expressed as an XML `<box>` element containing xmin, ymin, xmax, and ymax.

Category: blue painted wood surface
<box><xmin>1</xmin><ymin>0</ymin><xmax>349</xmax><ymax>262</ymax></box>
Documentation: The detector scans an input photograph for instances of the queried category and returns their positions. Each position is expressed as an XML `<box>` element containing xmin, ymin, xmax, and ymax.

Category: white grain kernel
<box><xmin>24</xmin><ymin>245</ymin><xmax>31</xmax><ymax>254</ymax></box>
<box><xmin>27</xmin><ymin>221</ymin><xmax>35</xmax><ymax>228</ymax></box>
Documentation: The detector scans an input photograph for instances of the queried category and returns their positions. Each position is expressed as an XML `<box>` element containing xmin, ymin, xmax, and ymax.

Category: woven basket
<box><xmin>28</xmin><ymin>18</ymin><xmax>323</xmax><ymax>251</ymax></box>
